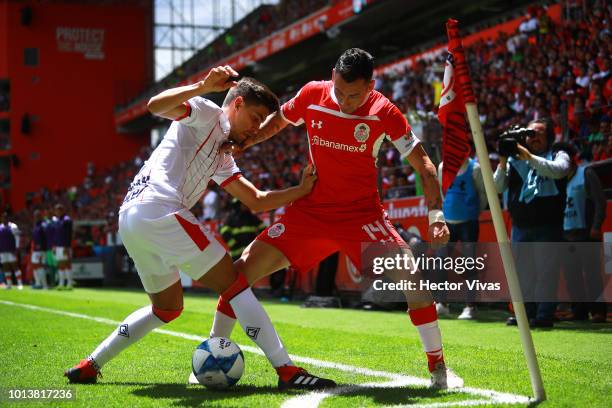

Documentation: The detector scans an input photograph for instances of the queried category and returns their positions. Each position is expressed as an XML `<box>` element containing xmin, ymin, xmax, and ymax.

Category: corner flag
<box><xmin>438</xmin><ymin>19</ymin><xmax>473</xmax><ymax>194</ymax></box>
<box><xmin>442</xmin><ymin>18</ymin><xmax>546</xmax><ymax>402</ymax></box>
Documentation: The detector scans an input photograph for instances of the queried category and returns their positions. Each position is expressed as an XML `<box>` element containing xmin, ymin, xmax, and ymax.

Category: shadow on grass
<box><xmin>321</xmin><ymin>385</ymin><xmax>444</xmax><ymax>406</ymax></box>
<box><xmin>547</xmin><ymin>321</ymin><xmax>612</xmax><ymax>333</ymax></box>
<box><xmin>439</xmin><ymin>309</ymin><xmax>612</xmax><ymax>332</ymax></box>
<box><xmin>129</xmin><ymin>383</ymin><xmax>299</xmax><ymax>407</ymax></box>
<box><xmin>127</xmin><ymin>383</ymin><xmax>452</xmax><ymax>407</ymax></box>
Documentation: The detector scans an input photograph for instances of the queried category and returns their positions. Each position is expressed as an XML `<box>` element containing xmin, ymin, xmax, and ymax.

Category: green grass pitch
<box><xmin>0</xmin><ymin>288</ymin><xmax>610</xmax><ymax>407</ymax></box>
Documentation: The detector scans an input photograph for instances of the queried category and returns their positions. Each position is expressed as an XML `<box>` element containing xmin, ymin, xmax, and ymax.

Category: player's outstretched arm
<box><xmin>241</xmin><ymin>111</ymin><xmax>290</xmax><ymax>150</ymax></box>
<box><xmin>406</xmin><ymin>145</ymin><xmax>449</xmax><ymax>246</ymax></box>
<box><xmin>223</xmin><ymin>165</ymin><xmax>316</xmax><ymax>213</ymax></box>
<box><xmin>406</xmin><ymin>145</ymin><xmax>442</xmax><ymax>210</ymax></box>
<box><xmin>147</xmin><ymin>65</ymin><xmax>239</xmax><ymax>120</ymax></box>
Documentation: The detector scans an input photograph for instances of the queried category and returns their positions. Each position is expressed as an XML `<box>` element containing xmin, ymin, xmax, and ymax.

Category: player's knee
<box><xmin>152</xmin><ymin>305</ymin><xmax>183</xmax><ymax>323</ymax></box>
<box><xmin>233</xmin><ymin>259</ymin><xmax>253</xmax><ymax>284</ymax></box>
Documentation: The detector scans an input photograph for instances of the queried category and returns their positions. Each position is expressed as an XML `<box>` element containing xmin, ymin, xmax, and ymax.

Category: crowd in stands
<box><xmin>376</xmin><ymin>1</ymin><xmax>611</xmax><ymax>198</ymax></box>
<box><xmin>6</xmin><ymin>0</ymin><xmax>611</xmax><ymax>259</ymax></box>
<box><xmin>8</xmin><ymin>147</ymin><xmax>152</xmax><ymax>258</ymax></box>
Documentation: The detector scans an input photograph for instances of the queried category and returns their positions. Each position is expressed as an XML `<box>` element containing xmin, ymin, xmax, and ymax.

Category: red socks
<box><xmin>408</xmin><ymin>303</ymin><xmax>445</xmax><ymax>372</ymax></box>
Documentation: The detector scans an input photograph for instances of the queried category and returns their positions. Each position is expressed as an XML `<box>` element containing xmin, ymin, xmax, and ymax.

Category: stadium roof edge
<box><xmin>114</xmin><ymin>0</ymin><xmax>381</xmax><ymax>129</ymax></box>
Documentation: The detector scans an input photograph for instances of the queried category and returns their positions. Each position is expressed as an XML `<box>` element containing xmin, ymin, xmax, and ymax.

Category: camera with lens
<box><xmin>497</xmin><ymin>126</ymin><xmax>535</xmax><ymax>157</ymax></box>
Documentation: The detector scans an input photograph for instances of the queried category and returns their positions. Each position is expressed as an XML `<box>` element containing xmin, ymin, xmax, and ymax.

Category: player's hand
<box><xmin>428</xmin><ymin>221</ymin><xmax>450</xmax><ymax>249</ymax></box>
<box><xmin>516</xmin><ymin>144</ymin><xmax>532</xmax><ymax>161</ymax></box>
<box><xmin>298</xmin><ymin>164</ymin><xmax>317</xmax><ymax>194</ymax></box>
<box><xmin>198</xmin><ymin>65</ymin><xmax>239</xmax><ymax>94</ymax></box>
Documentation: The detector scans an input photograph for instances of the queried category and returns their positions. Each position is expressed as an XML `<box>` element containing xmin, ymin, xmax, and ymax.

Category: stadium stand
<box><xmin>116</xmin><ymin>0</ymin><xmax>329</xmax><ymax>113</ymax></box>
<box><xmin>9</xmin><ymin>1</ymin><xmax>611</xmax><ymax>282</ymax></box>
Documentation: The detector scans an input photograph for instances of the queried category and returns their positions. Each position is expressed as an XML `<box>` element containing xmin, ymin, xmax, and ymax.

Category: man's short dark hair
<box><xmin>222</xmin><ymin>77</ymin><xmax>279</xmax><ymax>113</ymax></box>
<box><xmin>528</xmin><ymin>117</ymin><xmax>555</xmax><ymax>146</ymax></box>
<box><xmin>334</xmin><ymin>48</ymin><xmax>374</xmax><ymax>83</ymax></box>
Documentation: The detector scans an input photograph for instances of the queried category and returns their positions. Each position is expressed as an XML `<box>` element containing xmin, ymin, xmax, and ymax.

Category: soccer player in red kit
<box><xmin>207</xmin><ymin>49</ymin><xmax>464</xmax><ymax>388</ymax></box>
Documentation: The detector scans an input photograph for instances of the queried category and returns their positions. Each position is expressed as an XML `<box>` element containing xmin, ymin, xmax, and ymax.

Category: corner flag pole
<box><xmin>445</xmin><ymin>19</ymin><xmax>546</xmax><ymax>402</ymax></box>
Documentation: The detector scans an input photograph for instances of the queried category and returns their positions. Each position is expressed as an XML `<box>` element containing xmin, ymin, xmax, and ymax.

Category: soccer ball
<box><xmin>192</xmin><ymin>337</ymin><xmax>244</xmax><ymax>388</ymax></box>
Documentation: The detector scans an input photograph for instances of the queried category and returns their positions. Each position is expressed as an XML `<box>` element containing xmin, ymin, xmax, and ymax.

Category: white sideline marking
<box><xmin>0</xmin><ymin>300</ymin><xmax>531</xmax><ymax>407</ymax></box>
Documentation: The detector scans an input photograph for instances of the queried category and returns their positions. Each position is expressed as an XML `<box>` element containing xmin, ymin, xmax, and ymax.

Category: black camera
<box><xmin>498</xmin><ymin>126</ymin><xmax>535</xmax><ymax>157</ymax></box>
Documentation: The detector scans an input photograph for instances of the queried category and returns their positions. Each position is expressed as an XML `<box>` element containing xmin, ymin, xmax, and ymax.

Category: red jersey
<box><xmin>281</xmin><ymin>81</ymin><xmax>419</xmax><ymax>221</ymax></box>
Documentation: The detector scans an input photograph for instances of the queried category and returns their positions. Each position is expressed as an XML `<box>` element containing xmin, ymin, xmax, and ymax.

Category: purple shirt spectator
<box><xmin>45</xmin><ymin>217</ymin><xmax>58</xmax><ymax>249</ymax></box>
<box><xmin>0</xmin><ymin>223</ymin><xmax>17</xmax><ymax>252</ymax></box>
<box><xmin>54</xmin><ymin>215</ymin><xmax>73</xmax><ymax>247</ymax></box>
<box><xmin>32</xmin><ymin>220</ymin><xmax>47</xmax><ymax>251</ymax></box>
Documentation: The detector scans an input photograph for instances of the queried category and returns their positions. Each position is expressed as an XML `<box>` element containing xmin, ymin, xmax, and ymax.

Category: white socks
<box><xmin>36</xmin><ymin>268</ymin><xmax>48</xmax><ymax>288</ymax></box>
<box><xmin>3</xmin><ymin>272</ymin><xmax>12</xmax><ymax>287</ymax></box>
<box><xmin>408</xmin><ymin>304</ymin><xmax>444</xmax><ymax>371</ymax></box>
<box><xmin>65</xmin><ymin>269</ymin><xmax>73</xmax><ymax>287</ymax></box>
<box><xmin>229</xmin><ymin>288</ymin><xmax>291</xmax><ymax>368</ymax></box>
<box><xmin>89</xmin><ymin>305</ymin><xmax>165</xmax><ymax>368</ymax></box>
<box><xmin>57</xmin><ymin>269</ymin><xmax>72</xmax><ymax>287</ymax></box>
<box><xmin>210</xmin><ymin>309</ymin><xmax>238</xmax><ymax>338</ymax></box>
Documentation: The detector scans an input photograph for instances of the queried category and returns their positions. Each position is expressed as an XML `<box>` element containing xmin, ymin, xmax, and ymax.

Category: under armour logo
<box><xmin>118</xmin><ymin>324</ymin><xmax>129</xmax><ymax>338</ymax></box>
<box><xmin>246</xmin><ymin>326</ymin><xmax>261</xmax><ymax>340</ymax></box>
<box><xmin>311</xmin><ymin>120</ymin><xmax>323</xmax><ymax>129</ymax></box>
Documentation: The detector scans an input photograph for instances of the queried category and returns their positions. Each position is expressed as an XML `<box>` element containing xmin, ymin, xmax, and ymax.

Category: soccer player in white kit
<box><xmin>65</xmin><ymin>65</ymin><xmax>336</xmax><ymax>390</ymax></box>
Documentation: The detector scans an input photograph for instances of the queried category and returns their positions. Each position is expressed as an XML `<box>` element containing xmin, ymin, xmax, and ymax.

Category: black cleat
<box><xmin>277</xmin><ymin>366</ymin><xmax>337</xmax><ymax>390</ymax></box>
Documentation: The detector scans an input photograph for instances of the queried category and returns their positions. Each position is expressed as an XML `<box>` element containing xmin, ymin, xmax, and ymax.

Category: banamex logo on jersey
<box><xmin>311</xmin><ymin>135</ymin><xmax>367</xmax><ymax>153</ymax></box>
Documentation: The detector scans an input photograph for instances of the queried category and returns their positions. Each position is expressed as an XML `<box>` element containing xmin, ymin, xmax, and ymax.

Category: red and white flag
<box><xmin>438</xmin><ymin>19</ymin><xmax>475</xmax><ymax>194</ymax></box>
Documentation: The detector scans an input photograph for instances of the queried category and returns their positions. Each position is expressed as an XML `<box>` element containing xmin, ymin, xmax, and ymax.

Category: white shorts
<box><xmin>54</xmin><ymin>247</ymin><xmax>71</xmax><ymax>262</ymax></box>
<box><xmin>31</xmin><ymin>251</ymin><xmax>46</xmax><ymax>265</ymax></box>
<box><xmin>0</xmin><ymin>252</ymin><xmax>16</xmax><ymax>264</ymax></box>
<box><xmin>119</xmin><ymin>203</ymin><xmax>226</xmax><ymax>294</ymax></box>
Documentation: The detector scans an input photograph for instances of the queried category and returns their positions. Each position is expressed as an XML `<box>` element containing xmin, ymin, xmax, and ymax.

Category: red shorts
<box><xmin>257</xmin><ymin>206</ymin><xmax>407</xmax><ymax>272</ymax></box>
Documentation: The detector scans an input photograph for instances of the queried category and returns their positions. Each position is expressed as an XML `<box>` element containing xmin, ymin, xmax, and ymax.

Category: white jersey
<box><xmin>120</xmin><ymin>97</ymin><xmax>241</xmax><ymax>212</ymax></box>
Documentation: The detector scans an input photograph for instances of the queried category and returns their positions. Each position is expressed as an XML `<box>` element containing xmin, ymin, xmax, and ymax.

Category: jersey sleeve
<box><xmin>386</xmin><ymin>104</ymin><xmax>419</xmax><ymax>158</ymax></box>
<box><xmin>178</xmin><ymin>96</ymin><xmax>221</xmax><ymax>128</ymax></box>
<box><xmin>212</xmin><ymin>153</ymin><xmax>243</xmax><ymax>187</ymax></box>
<box><xmin>280</xmin><ymin>81</ymin><xmax>318</xmax><ymax>126</ymax></box>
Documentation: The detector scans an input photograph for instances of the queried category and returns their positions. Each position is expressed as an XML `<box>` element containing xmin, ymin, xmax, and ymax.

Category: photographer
<box><xmin>494</xmin><ymin>118</ymin><xmax>571</xmax><ymax>328</ymax></box>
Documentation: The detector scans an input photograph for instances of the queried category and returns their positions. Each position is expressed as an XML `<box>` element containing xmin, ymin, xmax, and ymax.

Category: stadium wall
<box><xmin>0</xmin><ymin>0</ymin><xmax>153</xmax><ymax>211</ymax></box>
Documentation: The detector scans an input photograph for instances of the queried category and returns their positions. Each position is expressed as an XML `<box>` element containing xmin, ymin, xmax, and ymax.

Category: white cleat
<box><xmin>458</xmin><ymin>306</ymin><xmax>475</xmax><ymax>320</ymax></box>
<box><xmin>430</xmin><ymin>362</ymin><xmax>464</xmax><ymax>389</ymax></box>
<box><xmin>188</xmin><ymin>372</ymin><xmax>200</xmax><ymax>385</ymax></box>
<box><xmin>436</xmin><ymin>302</ymin><xmax>450</xmax><ymax>316</ymax></box>
<box><xmin>17</xmin><ymin>284</ymin><xmax>23</xmax><ymax>290</ymax></box>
